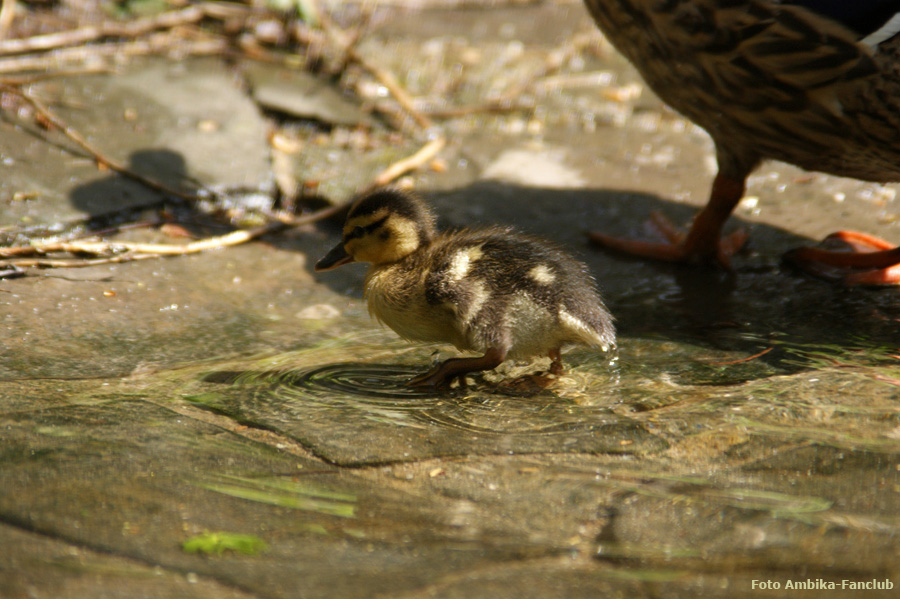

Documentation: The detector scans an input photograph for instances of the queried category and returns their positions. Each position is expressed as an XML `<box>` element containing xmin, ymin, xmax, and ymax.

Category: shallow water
<box><xmin>91</xmin><ymin>326</ymin><xmax>890</xmax><ymax>596</ymax></box>
<box><xmin>159</xmin><ymin>325</ymin><xmax>900</xmax><ymax>469</ymax></box>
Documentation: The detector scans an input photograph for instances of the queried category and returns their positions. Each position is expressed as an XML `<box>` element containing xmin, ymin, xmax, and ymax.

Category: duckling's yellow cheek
<box><xmin>343</xmin><ymin>238</ymin><xmax>360</xmax><ymax>258</ymax></box>
<box><xmin>343</xmin><ymin>239</ymin><xmax>372</xmax><ymax>264</ymax></box>
<box><xmin>344</xmin><ymin>237</ymin><xmax>390</xmax><ymax>265</ymax></box>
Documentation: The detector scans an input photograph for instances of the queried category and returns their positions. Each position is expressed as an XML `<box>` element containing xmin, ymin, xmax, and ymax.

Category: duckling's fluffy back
<box><xmin>366</xmin><ymin>225</ymin><xmax>615</xmax><ymax>360</ymax></box>
<box><xmin>430</xmin><ymin>227</ymin><xmax>614</xmax><ymax>357</ymax></box>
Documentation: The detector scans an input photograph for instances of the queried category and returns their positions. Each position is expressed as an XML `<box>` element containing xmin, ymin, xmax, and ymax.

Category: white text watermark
<box><xmin>752</xmin><ymin>579</ymin><xmax>893</xmax><ymax>591</ymax></box>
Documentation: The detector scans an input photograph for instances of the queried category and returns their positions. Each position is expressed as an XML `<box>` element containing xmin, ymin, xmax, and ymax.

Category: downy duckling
<box><xmin>315</xmin><ymin>189</ymin><xmax>615</xmax><ymax>387</ymax></box>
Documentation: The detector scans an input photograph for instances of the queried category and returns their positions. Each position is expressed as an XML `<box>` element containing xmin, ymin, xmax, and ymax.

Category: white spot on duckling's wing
<box><xmin>560</xmin><ymin>307</ymin><xmax>610</xmax><ymax>351</ymax></box>
<box><xmin>528</xmin><ymin>264</ymin><xmax>556</xmax><ymax>285</ymax></box>
<box><xmin>447</xmin><ymin>245</ymin><xmax>484</xmax><ymax>282</ymax></box>
<box><xmin>461</xmin><ymin>279</ymin><xmax>490</xmax><ymax>325</ymax></box>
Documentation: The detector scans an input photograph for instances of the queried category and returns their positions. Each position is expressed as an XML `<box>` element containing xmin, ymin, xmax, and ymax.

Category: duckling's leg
<box><xmin>548</xmin><ymin>347</ymin><xmax>564</xmax><ymax>376</ymax></box>
<box><xmin>589</xmin><ymin>173</ymin><xmax>748</xmax><ymax>267</ymax></box>
<box><xmin>407</xmin><ymin>347</ymin><xmax>507</xmax><ymax>388</ymax></box>
<box><xmin>784</xmin><ymin>231</ymin><xmax>900</xmax><ymax>285</ymax></box>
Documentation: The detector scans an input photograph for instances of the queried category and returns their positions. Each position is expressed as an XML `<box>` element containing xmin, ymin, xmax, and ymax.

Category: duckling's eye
<box><xmin>348</xmin><ymin>225</ymin><xmax>365</xmax><ymax>240</ymax></box>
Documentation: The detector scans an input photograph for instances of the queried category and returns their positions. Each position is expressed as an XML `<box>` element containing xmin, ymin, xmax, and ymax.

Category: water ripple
<box><xmin>206</xmin><ymin>363</ymin><xmax>623</xmax><ymax>437</ymax></box>
<box><xmin>280</xmin><ymin>363</ymin><xmax>436</xmax><ymax>404</ymax></box>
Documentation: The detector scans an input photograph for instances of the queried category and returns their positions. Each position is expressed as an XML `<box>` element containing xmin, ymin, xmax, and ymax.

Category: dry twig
<box><xmin>274</xmin><ymin>136</ymin><xmax>448</xmax><ymax>225</ymax></box>
<box><xmin>707</xmin><ymin>347</ymin><xmax>774</xmax><ymax>366</ymax></box>
<box><xmin>0</xmin><ymin>222</ymin><xmax>286</xmax><ymax>268</ymax></box>
<box><xmin>316</xmin><ymin>5</ymin><xmax>433</xmax><ymax>133</ymax></box>
<box><xmin>0</xmin><ymin>0</ymin><xmax>449</xmax><ymax>274</ymax></box>
<box><xmin>0</xmin><ymin>0</ymin><xmax>16</xmax><ymax>39</ymax></box>
<box><xmin>0</xmin><ymin>4</ymin><xmax>219</xmax><ymax>56</ymax></box>
<box><xmin>0</xmin><ymin>33</ymin><xmax>228</xmax><ymax>74</ymax></box>
<box><xmin>366</xmin><ymin>136</ymin><xmax>446</xmax><ymax>191</ymax></box>
<box><xmin>2</xmin><ymin>83</ymin><xmax>206</xmax><ymax>203</ymax></box>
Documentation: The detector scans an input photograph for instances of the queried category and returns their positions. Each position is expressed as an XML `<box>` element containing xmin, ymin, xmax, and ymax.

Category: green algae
<box><xmin>182</xmin><ymin>531</ymin><xmax>269</xmax><ymax>556</ymax></box>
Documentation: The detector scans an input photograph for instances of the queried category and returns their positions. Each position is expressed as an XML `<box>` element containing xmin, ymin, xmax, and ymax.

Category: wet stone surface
<box><xmin>183</xmin><ymin>345</ymin><xmax>665</xmax><ymax>465</ymax></box>
<box><xmin>2</xmin><ymin>3</ymin><xmax>900</xmax><ymax>598</ymax></box>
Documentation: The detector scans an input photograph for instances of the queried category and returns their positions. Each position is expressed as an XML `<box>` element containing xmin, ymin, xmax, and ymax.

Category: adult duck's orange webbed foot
<box><xmin>589</xmin><ymin>173</ymin><xmax>748</xmax><ymax>268</ymax></box>
<box><xmin>589</xmin><ymin>211</ymin><xmax>748</xmax><ymax>267</ymax></box>
<box><xmin>784</xmin><ymin>231</ymin><xmax>900</xmax><ymax>286</ymax></box>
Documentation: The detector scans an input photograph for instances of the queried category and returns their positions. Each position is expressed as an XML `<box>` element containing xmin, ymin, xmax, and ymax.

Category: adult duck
<box><xmin>584</xmin><ymin>0</ymin><xmax>900</xmax><ymax>284</ymax></box>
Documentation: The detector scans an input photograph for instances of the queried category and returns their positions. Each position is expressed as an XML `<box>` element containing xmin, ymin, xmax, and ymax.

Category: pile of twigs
<box><xmin>0</xmin><ymin>0</ymin><xmax>450</xmax><ymax>275</ymax></box>
<box><xmin>0</xmin><ymin>0</ymin><xmax>603</xmax><ymax>276</ymax></box>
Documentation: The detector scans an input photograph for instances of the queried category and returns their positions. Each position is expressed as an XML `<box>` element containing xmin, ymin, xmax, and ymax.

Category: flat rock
<box><xmin>1</xmin><ymin>57</ymin><xmax>270</xmax><ymax>227</ymax></box>
<box><xmin>247</xmin><ymin>63</ymin><xmax>373</xmax><ymax>127</ymax></box>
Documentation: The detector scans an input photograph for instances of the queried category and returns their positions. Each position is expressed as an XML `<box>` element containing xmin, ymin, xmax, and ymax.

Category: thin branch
<box><xmin>3</xmin><ymin>84</ymin><xmax>207</xmax><ymax>203</ymax></box>
<box><xmin>1</xmin><ymin>222</ymin><xmax>286</xmax><ymax>266</ymax></box>
<box><xmin>422</xmin><ymin>100</ymin><xmax>528</xmax><ymax>119</ymax></box>
<box><xmin>0</xmin><ymin>0</ymin><xmax>16</xmax><ymax>39</ymax></box>
<box><xmin>272</xmin><ymin>201</ymin><xmax>346</xmax><ymax>226</ymax></box>
<box><xmin>274</xmin><ymin>136</ymin><xmax>447</xmax><ymax>225</ymax></box>
<box><xmin>0</xmin><ymin>66</ymin><xmax>116</xmax><ymax>85</ymax></box>
<box><xmin>327</xmin><ymin>9</ymin><xmax>372</xmax><ymax>77</ymax></box>
<box><xmin>707</xmin><ymin>347</ymin><xmax>774</xmax><ymax>366</ymax></box>
<box><xmin>0</xmin><ymin>5</ymin><xmax>210</xmax><ymax>56</ymax></box>
<box><xmin>316</xmin><ymin>4</ymin><xmax>433</xmax><ymax>133</ymax></box>
<box><xmin>367</xmin><ymin>136</ymin><xmax>446</xmax><ymax>190</ymax></box>
<box><xmin>0</xmin><ymin>33</ymin><xmax>228</xmax><ymax>74</ymax></box>
<box><xmin>7</xmin><ymin>252</ymin><xmax>162</xmax><ymax>268</ymax></box>
<box><xmin>356</xmin><ymin>51</ymin><xmax>433</xmax><ymax>131</ymax></box>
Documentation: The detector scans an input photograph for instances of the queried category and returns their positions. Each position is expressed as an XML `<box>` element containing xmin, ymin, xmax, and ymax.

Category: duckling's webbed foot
<box><xmin>406</xmin><ymin>347</ymin><xmax>506</xmax><ymax>389</ymax></box>
<box><xmin>784</xmin><ymin>231</ymin><xmax>900</xmax><ymax>286</ymax></box>
<box><xmin>494</xmin><ymin>347</ymin><xmax>565</xmax><ymax>394</ymax></box>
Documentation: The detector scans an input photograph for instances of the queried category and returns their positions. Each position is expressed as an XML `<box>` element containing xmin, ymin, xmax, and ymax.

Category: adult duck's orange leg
<box><xmin>589</xmin><ymin>173</ymin><xmax>748</xmax><ymax>267</ymax></box>
<box><xmin>784</xmin><ymin>231</ymin><xmax>900</xmax><ymax>286</ymax></box>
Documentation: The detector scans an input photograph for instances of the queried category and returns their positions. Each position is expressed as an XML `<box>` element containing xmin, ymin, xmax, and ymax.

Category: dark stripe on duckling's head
<box><xmin>344</xmin><ymin>214</ymin><xmax>389</xmax><ymax>242</ymax></box>
<box><xmin>348</xmin><ymin>189</ymin><xmax>436</xmax><ymax>244</ymax></box>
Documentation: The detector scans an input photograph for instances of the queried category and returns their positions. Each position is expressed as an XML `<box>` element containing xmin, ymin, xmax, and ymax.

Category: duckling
<box><xmin>314</xmin><ymin>189</ymin><xmax>616</xmax><ymax>388</ymax></box>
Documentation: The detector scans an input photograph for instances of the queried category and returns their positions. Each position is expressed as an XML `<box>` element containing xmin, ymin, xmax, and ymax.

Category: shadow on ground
<box><xmin>302</xmin><ymin>179</ymin><xmax>900</xmax><ymax>382</ymax></box>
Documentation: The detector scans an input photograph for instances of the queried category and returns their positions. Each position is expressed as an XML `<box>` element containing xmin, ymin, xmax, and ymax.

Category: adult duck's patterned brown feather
<box><xmin>585</xmin><ymin>0</ymin><xmax>900</xmax><ymax>180</ymax></box>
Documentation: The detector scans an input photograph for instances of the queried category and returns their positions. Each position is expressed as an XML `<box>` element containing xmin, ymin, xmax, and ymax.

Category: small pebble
<box><xmin>296</xmin><ymin>304</ymin><xmax>340</xmax><ymax>320</ymax></box>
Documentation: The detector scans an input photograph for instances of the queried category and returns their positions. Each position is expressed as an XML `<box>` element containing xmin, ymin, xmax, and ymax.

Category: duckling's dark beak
<box><xmin>315</xmin><ymin>241</ymin><xmax>355</xmax><ymax>271</ymax></box>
